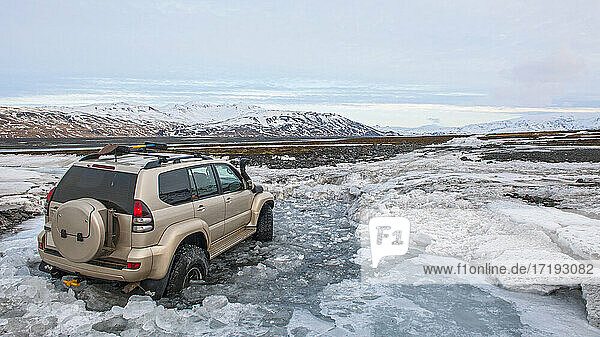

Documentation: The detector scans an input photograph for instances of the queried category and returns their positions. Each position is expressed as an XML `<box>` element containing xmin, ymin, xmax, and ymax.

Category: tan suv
<box><xmin>37</xmin><ymin>143</ymin><xmax>274</xmax><ymax>298</ymax></box>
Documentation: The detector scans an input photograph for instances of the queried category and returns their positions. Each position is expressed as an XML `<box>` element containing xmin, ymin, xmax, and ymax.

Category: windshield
<box><xmin>52</xmin><ymin>166</ymin><xmax>137</xmax><ymax>214</ymax></box>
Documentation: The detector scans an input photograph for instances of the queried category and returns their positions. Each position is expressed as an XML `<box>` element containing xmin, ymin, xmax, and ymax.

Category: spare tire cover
<box><xmin>51</xmin><ymin>198</ymin><xmax>106</xmax><ymax>263</ymax></box>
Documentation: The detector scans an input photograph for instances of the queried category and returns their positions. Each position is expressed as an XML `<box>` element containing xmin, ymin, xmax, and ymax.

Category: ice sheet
<box><xmin>0</xmin><ymin>140</ymin><xmax>599</xmax><ymax>335</ymax></box>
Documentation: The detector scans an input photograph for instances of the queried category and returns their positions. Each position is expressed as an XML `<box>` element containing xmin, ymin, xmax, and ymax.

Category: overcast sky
<box><xmin>1</xmin><ymin>0</ymin><xmax>599</xmax><ymax>126</ymax></box>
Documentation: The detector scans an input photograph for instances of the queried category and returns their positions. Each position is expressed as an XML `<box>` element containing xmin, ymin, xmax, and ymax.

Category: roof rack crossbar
<box><xmin>79</xmin><ymin>143</ymin><xmax>213</xmax><ymax>168</ymax></box>
<box><xmin>142</xmin><ymin>153</ymin><xmax>212</xmax><ymax>169</ymax></box>
<box><xmin>80</xmin><ymin>151</ymin><xmax>169</xmax><ymax>162</ymax></box>
<box><xmin>80</xmin><ymin>143</ymin><xmax>169</xmax><ymax>162</ymax></box>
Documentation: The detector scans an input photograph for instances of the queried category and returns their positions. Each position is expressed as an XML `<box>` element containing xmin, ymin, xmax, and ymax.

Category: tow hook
<box><xmin>39</xmin><ymin>261</ymin><xmax>54</xmax><ymax>273</ymax></box>
<box><xmin>123</xmin><ymin>282</ymin><xmax>155</xmax><ymax>297</ymax></box>
<box><xmin>123</xmin><ymin>281</ymin><xmax>140</xmax><ymax>294</ymax></box>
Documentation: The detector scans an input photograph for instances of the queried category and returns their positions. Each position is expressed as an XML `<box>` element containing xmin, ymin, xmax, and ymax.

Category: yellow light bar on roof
<box><xmin>129</xmin><ymin>143</ymin><xmax>168</xmax><ymax>151</ymax></box>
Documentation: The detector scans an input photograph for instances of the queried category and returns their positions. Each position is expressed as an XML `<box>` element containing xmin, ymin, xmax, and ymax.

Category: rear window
<box><xmin>52</xmin><ymin>166</ymin><xmax>137</xmax><ymax>214</ymax></box>
<box><xmin>159</xmin><ymin>168</ymin><xmax>193</xmax><ymax>205</ymax></box>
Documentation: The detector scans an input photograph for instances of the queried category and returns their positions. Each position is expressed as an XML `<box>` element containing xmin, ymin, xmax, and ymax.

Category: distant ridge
<box><xmin>382</xmin><ymin>112</ymin><xmax>600</xmax><ymax>136</ymax></box>
<box><xmin>0</xmin><ymin>102</ymin><xmax>385</xmax><ymax>138</ymax></box>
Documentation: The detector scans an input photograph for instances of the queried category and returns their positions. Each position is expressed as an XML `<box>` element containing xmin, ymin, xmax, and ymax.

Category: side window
<box><xmin>214</xmin><ymin>164</ymin><xmax>244</xmax><ymax>193</ymax></box>
<box><xmin>158</xmin><ymin>168</ymin><xmax>193</xmax><ymax>205</ymax></box>
<box><xmin>189</xmin><ymin>165</ymin><xmax>219</xmax><ymax>199</ymax></box>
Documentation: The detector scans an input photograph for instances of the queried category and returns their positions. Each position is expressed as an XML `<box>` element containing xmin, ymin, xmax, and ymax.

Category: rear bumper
<box><xmin>39</xmin><ymin>247</ymin><xmax>154</xmax><ymax>282</ymax></box>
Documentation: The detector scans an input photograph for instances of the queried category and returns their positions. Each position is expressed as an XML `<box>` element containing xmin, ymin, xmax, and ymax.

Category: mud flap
<box><xmin>140</xmin><ymin>274</ymin><xmax>169</xmax><ymax>299</ymax></box>
<box><xmin>140</xmin><ymin>248</ymin><xmax>180</xmax><ymax>300</ymax></box>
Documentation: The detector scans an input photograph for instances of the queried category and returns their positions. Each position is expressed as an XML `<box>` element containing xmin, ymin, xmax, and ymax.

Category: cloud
<box><xmin>509</xmin><ymin>47</ymin><xmax>586</xmax><ymax>84</ymax></box>
<box><xmin>427</xmin><ymin>117</ymin><xmax>441</xmax><ymax>124</ymax></box>
<box><xmin>495</xmin><ymin>47</ymin><xmax>590</xmax><ymax>105</ymax></box>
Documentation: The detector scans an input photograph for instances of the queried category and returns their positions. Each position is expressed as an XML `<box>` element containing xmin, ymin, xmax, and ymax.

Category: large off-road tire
<box><xmin>254</xmin><ymin>205</ymin><xmax>273</xmax><ymax>242</ymax></box>
<box><xmin>165</xmin><ymin>244</ymin><xmax>209</xmax><ymax>297</ymax></box>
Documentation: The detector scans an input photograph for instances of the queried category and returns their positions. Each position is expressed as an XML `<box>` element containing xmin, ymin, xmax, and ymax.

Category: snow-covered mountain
<box><xmin>460</xmin><ymin>113</ymin><xmax>600</xmax><ymax>134</ymax></box>
<box><xmin>6</xmin><ymin>102</ymin><xmax>598</xmax><ymax>138</ymax></box>
<box><xmin>388</xmin><ymin>112</ymin><xmax>600</xmax><ymax>136</ymax></box>
<box><xmin>51</xmin><ymin>102</ymin><xmax>258</xmax><ymax>125</ymax></box>
<box><xmin>160</xmin><ymin>103</ymin><xmax>262</xmax><ymax>124</ymax></box>
<box><xmin>0</xmin><ymin>102</ymin><xmax>384</xmax><ymax>138</ymax></box>
<box><xmin>186</xmin><ymin>110</ymin><xmax>381</xmax><ymax>137</ymax></box>
<box><xmin>0</xmin><ymin>106</ymin><xmax>174</xmax><ymax>138</ymax></box>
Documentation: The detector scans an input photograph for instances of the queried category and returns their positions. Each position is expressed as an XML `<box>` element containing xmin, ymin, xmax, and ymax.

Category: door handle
<box><xmin>197</xmin><ymin>205</ymin><xmax>206</xmax><ymax>212</ymax></box>
<box><xmin>225</xmin><ymin>197</ymin><xmax>232</xmax><ymax>204</ymax></box>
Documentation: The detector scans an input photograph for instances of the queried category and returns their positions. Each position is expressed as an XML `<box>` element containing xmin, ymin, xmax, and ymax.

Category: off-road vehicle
<box><xmin>37</xmin><ymin>143</ymin><xmax>274</xmax><ymax>298</ymax></box>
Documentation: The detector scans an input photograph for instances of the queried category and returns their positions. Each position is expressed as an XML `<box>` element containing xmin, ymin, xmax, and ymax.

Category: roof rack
<box><xmin>143</xmin><ymin>153</ymin><xmax>212</xmax><ymax>169</ymax></box>
<box><xmin>80</xmin><ymin>142</ymin><xmax>213</xmax><ymax>169</ymax></box>
<box><xmin>80</xmin><ymin>142</ymin><xmax>168</xmax><ymax>161</ymax></box>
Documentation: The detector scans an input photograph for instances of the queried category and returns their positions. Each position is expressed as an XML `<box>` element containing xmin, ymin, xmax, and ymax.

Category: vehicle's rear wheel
<box><xmin>254</xmin><ymin>204</ymin><xmax>273</xmax><ymax>242</ymax></box>
<box><xmin>165</xmin><ymin>244</ymin><xmax>208</xmax><ymax>297</ymax></box>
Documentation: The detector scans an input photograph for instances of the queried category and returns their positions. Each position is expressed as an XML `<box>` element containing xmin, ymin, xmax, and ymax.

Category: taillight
<box><xmin>132</xmin><ymin>200</ymin><xmax>154</xmax><ymax>233</ymax></box>
<box><xmin>125</xmin><ymin>262</ymin><xmax>141</xmax><ymax>269</ymax></box>
<box><xmin>44</xmin><ymin>187</ymin><xmax>55</xmax><ymax>216</ymax></box>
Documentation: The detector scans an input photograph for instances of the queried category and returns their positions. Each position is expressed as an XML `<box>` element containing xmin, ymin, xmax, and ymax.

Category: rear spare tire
<box><xmin>51</xmin><ymin>198</ymin><xmax>107</xmax><ymax>263</ymax></box>
<box><xmin>165</xmin><ymin>244</ymin><xmax>209</xmax><ymax>297</ymax></box>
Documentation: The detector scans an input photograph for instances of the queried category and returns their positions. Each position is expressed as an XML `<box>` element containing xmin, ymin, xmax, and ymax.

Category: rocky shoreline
<box><xmin>482</xmin><ymin>148</ymin><xmax>600</xmax><ymax>163</ymax></box>
<box><xmin>235</xmin><ymin>143</ymin><xmax>426</xmax><ymax>169</ymax></box>
<box><xmin>0</xmin><ymin>205</ymin><xmax>40</xmax><ymax>235</ymax></box>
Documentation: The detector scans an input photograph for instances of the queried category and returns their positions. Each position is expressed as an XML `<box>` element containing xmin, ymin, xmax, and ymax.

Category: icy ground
<box><xmin>1</xmin><ymin>138</ymin><xmax>600</xmax><ymax>336</ymax></box>
<box><xmin>0</xmin><ymin>154</ymin><xmax>75</xmax><ymax>215</ymax></box>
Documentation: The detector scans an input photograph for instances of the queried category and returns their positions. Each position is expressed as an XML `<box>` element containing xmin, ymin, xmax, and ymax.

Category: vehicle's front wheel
<box><xmin>165</xmin><ymin>244</ymin><xmax>209</xmax><ymax>297</ymax></box>
<box><xmin>254</xmin><ymin>204</ymin><xmax>273</xmax><ymax>242</ymax></box>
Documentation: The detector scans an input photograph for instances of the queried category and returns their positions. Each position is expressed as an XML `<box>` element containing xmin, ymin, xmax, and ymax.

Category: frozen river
<box><xmin>0</xmin><ymin>137</ymin><xmax>599</xmax><ymax>336</ymax></box>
